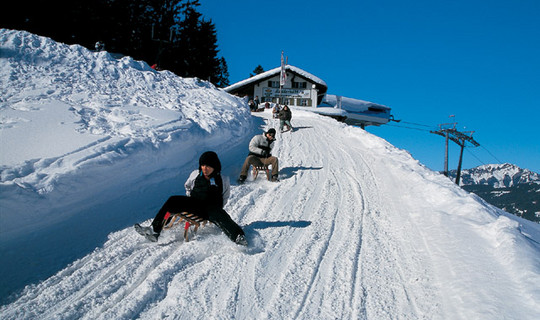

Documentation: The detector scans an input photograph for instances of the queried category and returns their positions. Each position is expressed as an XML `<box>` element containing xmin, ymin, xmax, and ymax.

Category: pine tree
<box><xmin>215</xmin><ymin>57</ymin><xmax>230</xmax><ymax>88</ymax></box>
<box><xmin>251</xmin><ymin>65</ymin><xmax>265</xmax><ymax>77</ymax></box>
<box><xmin>1</xmin><ymin>0</ymin><xmax>229</xmax><ymax>85</ymax></box>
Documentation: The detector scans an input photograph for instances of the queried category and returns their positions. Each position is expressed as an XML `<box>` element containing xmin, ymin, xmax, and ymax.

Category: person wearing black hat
<box><xmin>278</xmin><ymin>105</ymin><xmax>293</xmax><ymax>132</ymax></box>
<box><xmin>238</xmin><ymin>128</ymin><xmax>279</xmax><ymax>183</ymax></box>
<box><xmin>134</xmin><ymin>151</ymin><xmax>247</xmax><ymax>245</ymax></box>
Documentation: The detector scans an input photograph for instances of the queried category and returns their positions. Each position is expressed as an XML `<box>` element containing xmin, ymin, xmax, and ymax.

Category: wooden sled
<box><xmin>252</xmin><ymin>165</ymin><xmax>271</xmax><ymax>180</ymax></box>
<box><xmin>162</xmin><ymin>211</ymin><xmax>208</xmax><ymax>242</ymax></box>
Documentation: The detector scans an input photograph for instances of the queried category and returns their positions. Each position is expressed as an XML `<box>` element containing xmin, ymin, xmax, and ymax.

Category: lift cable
<box><xmin>465</xmin><ymin>148</ymin><xmax>487</xmax><ymax>166</ymax></box>
<box><xmin>381</xmin><ymin>118</ymin><xmax>503</xmax><ymax>171</ymax></box>
<box><xmin>385</xmin><ymin>123</ymin><xmax>432</xmax><ymax>132</ymax></box>
<box><xmin>398</xmin><ymin>120</ymin><xmax>434</xmax><ymax>128</ymax></box>
<box><xmin>481</xmin><ymin>145</ymin><xmax>504</xmax><ymax>164</ymax></box>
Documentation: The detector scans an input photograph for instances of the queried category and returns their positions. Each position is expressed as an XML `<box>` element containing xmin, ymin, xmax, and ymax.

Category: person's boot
<box><xmin>134</xmin><ymin>224</ymin><xmax>160</xmax><ymax>242</ymax></box>
<box><xmin>237</xmin><ymin>175</ymin><xmax>247</xmax><ymax>184</ymax></box>
<box><xmin>235</xmin><ymin>234</ymin><xmax>248</xmax><ymax>246</ymax></box>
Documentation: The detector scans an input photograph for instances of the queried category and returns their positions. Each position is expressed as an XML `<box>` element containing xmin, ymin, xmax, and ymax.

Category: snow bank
<box><xmin>0</xmin><ymin>29</ymin><xmax>252</xmax><ymax>298</ymax></box>
<box><xmin>0</xmin><ymin>28</ymin><xmax>251</xmax><ymax>232</ymax></box>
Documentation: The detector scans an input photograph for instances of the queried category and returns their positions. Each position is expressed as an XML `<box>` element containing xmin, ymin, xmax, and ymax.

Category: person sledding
<box><xmin>134</xmin><ymin>151</ymin><xmax>247</xmax><ymax>246</ymax></box>
<box><xmin>237</xmin><ymin>128</ymin><xmax>279</xmax><ymax>183</ymax></box>
<box><xmin>279</xmin><ymin>105</ymin><xmax>293</xmax><ymax>132</ymax></box>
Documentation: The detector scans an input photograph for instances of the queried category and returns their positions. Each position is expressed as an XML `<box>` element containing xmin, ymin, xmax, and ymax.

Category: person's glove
<box><xmin>259</xmin><ymin>145</ymin><xmax>271</xmax><ymax>157</ymax></box>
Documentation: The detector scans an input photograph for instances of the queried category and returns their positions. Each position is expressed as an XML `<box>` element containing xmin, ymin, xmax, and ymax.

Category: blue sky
<box><xmin>199</xmin><ymin>0</ymin><xmax>540</xmax><ymax>173</ymax></box>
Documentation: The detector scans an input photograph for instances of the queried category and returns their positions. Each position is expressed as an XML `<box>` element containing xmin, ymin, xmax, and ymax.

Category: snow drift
<box><xmin>1</xmin><ymin>30</ymin><xmax>540</xmax><ymax>319</ymax></box>
<box><xmin>1</xmin><ymin>28</ymin><xmax>251</xmax><ymax>234</ymax></box>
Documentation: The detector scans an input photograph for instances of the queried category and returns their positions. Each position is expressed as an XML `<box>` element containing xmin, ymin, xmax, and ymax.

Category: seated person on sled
<box><xmin>238</xmin><ymin>128</ymin><xmax>279</xmax><ymax>183</ymax></box>
<box><xmin>135</xmin><ymin>151</ymin><xmax>247</xmax><ymax>246</ymax></box>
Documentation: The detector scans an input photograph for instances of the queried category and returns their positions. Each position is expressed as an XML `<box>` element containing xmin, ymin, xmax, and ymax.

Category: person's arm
<box><xmin>184</xmin><ymin>170</ymin><xmax>199</xmax><ymax>196</ymax></box>
<box><xmin>221</xmin><ymin>175</ymin><xmax>231</xmax><ymax>207</ymax></box>
<box><xmin>248</xmin><ymin>135</ymin><xmax>264</xmax><ymax>155</ymax></box>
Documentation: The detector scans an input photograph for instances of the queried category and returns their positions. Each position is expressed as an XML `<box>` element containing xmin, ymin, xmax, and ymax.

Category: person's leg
<box><xmin>285</xmin><ymin>120</ymin><xmax>292</xmax><ymax>130</ymax></box>
<box><xmin>207</xmin><ymin>207</ymin><xmax>245</xmax><ymax>242</ymax></box>
<box><xmin>262</xmin><ymin>156</ymin><xmax>279</xmax><ymax>177</ymax></box>
<box><xmin>240</xmin><ymin>155</ymin><xmax>264</xmax><ymax>177</ymax></box>
<box><xmin>150</xmin><ymin>196</ymin><xmax>202</xmax><ymax>234</ymax></box>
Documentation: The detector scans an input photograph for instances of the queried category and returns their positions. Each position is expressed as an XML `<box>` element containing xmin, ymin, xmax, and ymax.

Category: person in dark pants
<box><xmin>278</xmin><ymin>105</ymin><xmax>293</xmax><ymax>132</ymax></box>
<box><xmin>135</xmin><ymin>151</ymin><xmax>247</xmax><ymax>245</ymax></box>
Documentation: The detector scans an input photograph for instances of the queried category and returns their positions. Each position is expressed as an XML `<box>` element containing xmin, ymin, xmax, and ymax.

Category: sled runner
<box><xmin>252</xmin><ymin>165</ymin><xmax>271</xmax><ymax>180</ymax></box>
<box><xmin>162</xmin><ymin>211</ymin><xmax>208</xmax><ymax>242</ymax></box>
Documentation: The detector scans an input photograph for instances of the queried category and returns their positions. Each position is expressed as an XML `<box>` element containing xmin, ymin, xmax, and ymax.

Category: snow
<box><xmin>456</xmin><ymin>163</ymin><xmax>540</xmax><ymax>188</ymax></box>
<box><xmin>1</xmin><ymin>29</ymin><xmax>540</xmax><ymax>319</ymax></box>
<box><xmin>296</xmin><ymin>106</ymin><xmax>348</xmax><ymax>118</ymax></box>
<box><xmin>323</xmin><ymin>94</ymin><xmax>390</xmax><ymax>112</ymax></box>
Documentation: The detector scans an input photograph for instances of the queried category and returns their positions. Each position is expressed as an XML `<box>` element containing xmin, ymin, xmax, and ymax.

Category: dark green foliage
<box><xmin>1</xmin><ymin>0</ymin><xmax>229</xmax><ymax>86</ymax></box>
<box><xmin>250</xmin><ymin>65</ymin><xmax>265</xmax><ymax>77</ymax></box>
<box><xmin>215</xmin><ymin>57</ymin><xmax>230</xmax><ymax>87</ymax></box>
<box><xmin>463</xmin><ymin>184</ymin><xmax>540</xmax><ymax>223</ymax></box>
<box><xmin>448</xmin><ymin>164</ymin><xmax>540</xmax><ymax>223</ymax></box>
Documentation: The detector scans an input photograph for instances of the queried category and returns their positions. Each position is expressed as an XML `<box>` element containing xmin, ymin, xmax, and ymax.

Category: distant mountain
<box><xmin>448</xmin><ymin>164</ymin><xmax>540</xmax><ymax>223</ymax></box>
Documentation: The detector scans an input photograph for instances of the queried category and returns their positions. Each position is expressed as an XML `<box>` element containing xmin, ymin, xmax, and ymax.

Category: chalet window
<box><xmin>268</xmin><ymin>81</ymin><xmax>280</xmax><ymax>88</ymax></box>
<box><xmin>297</xmin><ymin>98</ymin><xmax>312</xmax><ymax>106</ymax></box>
<box><xmin>272</xmin><ymin>97</ymin><xmax>290</xmax><ymax>105</ymax></box>
<box><xmin>292</xmin><ymin>81</ymin><xmax>307</xmax><ymax>89</ymax></box>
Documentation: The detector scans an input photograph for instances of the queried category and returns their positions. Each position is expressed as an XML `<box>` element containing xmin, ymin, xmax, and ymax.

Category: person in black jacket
<box><xmin>279</xmin><ymin>105</ymin><xmax>293</xmax><ymax>132</ymax></box>
<box><xmin>134</xmin><ymin>151</ymin><xmax>247</xmax><ymax>245</ymax></box>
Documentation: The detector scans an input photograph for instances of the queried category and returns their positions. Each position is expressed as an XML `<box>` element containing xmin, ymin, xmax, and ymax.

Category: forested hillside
<box><xmin>0</xmin><ymin>0</ymin><xmax>229</xmax><ymax>86</ymax></box>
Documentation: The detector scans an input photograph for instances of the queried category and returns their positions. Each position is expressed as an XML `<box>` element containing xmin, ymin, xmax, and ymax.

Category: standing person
<box><xmin>272</xmin><ymin>104</ymin><xmax>281</xmax><ymax>119</ymax></box>
<box><xmin>134</xmin><ymin>151</ymin><xmax>247</xmax><ymax>245</ymax></box>
<box><xmin>279</xmin><ymin>105</ymin><xmax>293</xmax><ymax>132</ymax></box>
<box><xmin>248</xmin><ymin>99</ymin><xmax>256</xmax><ymax>111</ymax></box>
<box><xmin>238</xmin><ymin>129</ymin><xmax>279</xmax><ymax>183</ymax></box>
<box><xmin>254</xmin><ymin>96</ymin><xmax>260</xmax><ymax>109</ymax></box>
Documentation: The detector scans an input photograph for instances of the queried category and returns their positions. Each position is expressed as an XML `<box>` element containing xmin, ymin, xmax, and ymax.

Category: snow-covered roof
<box><xmin>224</xmin><ymin>65</ymin><xmax>328</xmax><ymax>92</ymax></box>
<box><xmin>323</xmin><ymin>94</ymin><xmax>390</xmax><ymax>112</ymax></box>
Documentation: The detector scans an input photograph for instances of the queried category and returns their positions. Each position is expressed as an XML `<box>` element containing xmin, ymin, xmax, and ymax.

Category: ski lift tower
<box><xmin>431</xmin><ymin>122</ymin><xmax>480</xmax><ymax>185</ymax></box>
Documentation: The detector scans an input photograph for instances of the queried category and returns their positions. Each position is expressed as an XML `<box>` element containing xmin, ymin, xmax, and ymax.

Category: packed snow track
<box><xmin>2</xmin><ymin>111</ymin><xmax>539</xmax><ymax>320</ymax></box>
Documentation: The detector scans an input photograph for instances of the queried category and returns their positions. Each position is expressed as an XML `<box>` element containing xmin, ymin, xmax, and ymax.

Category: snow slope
<box><xmin>0</xmin><ymin>28</ymin><xmax>251</xmax><ymax>303</ymax></box>
<box><xmin>1</xmin><ymin>30</ymin><xmax>540</xmax><ymax>319</ymax></box>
